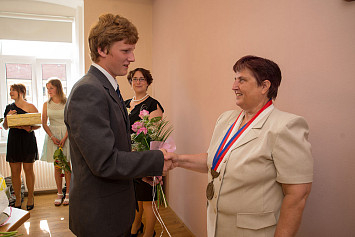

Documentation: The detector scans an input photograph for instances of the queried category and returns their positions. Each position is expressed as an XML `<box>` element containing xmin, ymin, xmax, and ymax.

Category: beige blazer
<box><xmin>206</xmin><ymin>108</ymin><xmax>313</xmax><ymax>237</ymax></box>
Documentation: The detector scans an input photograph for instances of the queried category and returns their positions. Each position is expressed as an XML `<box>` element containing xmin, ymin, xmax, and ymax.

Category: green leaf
<box><xmin>133</xmin><ymin>132</ymin><xmax>146</xmax><ymax>143</ymax></box>
<box><xmin>150</xmin><ymin>117</ymin><xmax>162</xmax><ymax>123</ymax></box>
<box><xmin>53</xmin><ymin>148</ymin><xmax>62</xmax><ymax>157</ymax></box>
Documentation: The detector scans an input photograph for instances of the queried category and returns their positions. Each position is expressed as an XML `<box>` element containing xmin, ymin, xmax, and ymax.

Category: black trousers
<box><xmin>119</xmin><ymin>226</ymin><xmax>132</xmax><ymax>237</ymax></box>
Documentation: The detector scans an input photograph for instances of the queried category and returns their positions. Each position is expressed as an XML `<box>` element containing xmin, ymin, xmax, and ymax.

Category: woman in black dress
<box><xmin>125</xmin><ymin>68</ymin><xmax>164</xmax><ymax>237</ymax></box>
<box><xmin>2</xmin><ymin>84</ymin><xmax>40</xmax><ymax>210</ymax></box>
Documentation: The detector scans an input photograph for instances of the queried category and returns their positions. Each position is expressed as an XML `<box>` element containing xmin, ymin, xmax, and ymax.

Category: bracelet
<box><xmin>50</xmin><ymin>135</ymin><xmax>54</xmax><ymax>139</ymax></box>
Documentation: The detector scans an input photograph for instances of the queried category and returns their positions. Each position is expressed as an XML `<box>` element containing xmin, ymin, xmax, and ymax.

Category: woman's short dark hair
<box><xmin>11</xmin><ymin>84</ymin><xmax>26</xmax><ymax>100</ymax></box>
<box><xmin>127</xmin><ymin>68</ymin><xmax>153</xmax><ymax>86</ymax></box>
<box><xmin>233</xmin><ymin>55</ymin><xmax>282</xmax><ymax>99</ymax></box>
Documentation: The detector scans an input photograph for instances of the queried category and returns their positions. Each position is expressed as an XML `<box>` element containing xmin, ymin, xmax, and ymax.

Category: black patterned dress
<box><xmin>125</xmin><ymin>96</ymin><xmax>164</xmax><ymax>201</ymax></box>
<box><xmin>4</xmin><ymin>103</ymin><xmax>38</xmax><ymax>163</ymax></box>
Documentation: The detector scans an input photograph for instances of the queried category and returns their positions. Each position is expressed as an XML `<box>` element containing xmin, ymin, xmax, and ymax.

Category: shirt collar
<box><xmin>92</xmin><ymin>63</ymin><xmax>118</xmax><ymax>90</ymax></box>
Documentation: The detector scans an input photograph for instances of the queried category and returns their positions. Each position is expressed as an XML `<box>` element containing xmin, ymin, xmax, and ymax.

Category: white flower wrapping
<box><xmin>150</xmin><ymin>137</ymin><xmax>176</xmax><ymax>152</ymax></box>
<box><xmin>150</xmin><ymin>137</ymin><xmax>176</xmax><ymax>209</ymax></box>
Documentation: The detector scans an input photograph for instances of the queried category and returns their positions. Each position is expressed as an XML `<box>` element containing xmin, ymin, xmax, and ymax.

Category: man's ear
<box><xmin>98</xmin><ymin>47</ymin><xmax>108</xmax><ymax>57</ymax></box>
<box><xmin>262</xmin><ymin>80</ymin><xmax>271</xmax><ymax>95</ymax></box>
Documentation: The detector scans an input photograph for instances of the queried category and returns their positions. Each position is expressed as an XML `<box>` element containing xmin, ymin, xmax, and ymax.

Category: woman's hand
<box><xmin>51</xmin><ymin>136</ymin><xmax>60</xmax><ymax>146</ymax></box>
<box><xmin>15</xmin><ymin>125</ymin><xmax>32</xmax><ymax>132</ymax></box>
<box><xmin>22</xmin><ymin>125</ymin><xmax>32</xmax><ymax>132</ymax></box>
<box><xmin>59</xmin><ymin>137</ymin><xmax>67</xmax><ymax>147</ymax></box>
<box><xmin>3</xmin><ymin>110</ymin><xmax>17</xmax><ymax>130</ymax></box>
<box><xmin>7</xmin><ymin>110</ymin><xmax>17</xmax><ymax>115</ymax></box>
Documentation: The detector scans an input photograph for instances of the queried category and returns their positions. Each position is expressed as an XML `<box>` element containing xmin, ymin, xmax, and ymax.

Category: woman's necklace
<box><xmin>132</xmin><ymin>94</ymin><xmax>149</xmax><ymax>102</ymax></box>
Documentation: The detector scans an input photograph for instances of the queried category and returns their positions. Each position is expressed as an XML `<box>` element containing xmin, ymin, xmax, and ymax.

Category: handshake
<box><xmin>142</xmin><ymin>149</ymin><xmax>178</xmax><ymax>186</ymax></box>
<box><xmin>143</xmin><ymin>149</ymin><xmax>208</xmax><ymax>186</ymax></box>
<box><xmin>161</xmin><ymin>149</ymin><xmax>178</xmax><ymax>175</ymax></box>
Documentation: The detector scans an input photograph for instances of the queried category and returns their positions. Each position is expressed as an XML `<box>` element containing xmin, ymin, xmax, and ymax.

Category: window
<box><xmin>41</xmin><ymin>63</ymin><xmax>68</xmax><ymax>101</ymax></box>
<box><xmin>6</xmin><ymin>63</ymin><xmax>33</xmax><ymax>103</ymax></box>
<box><xmin>37</xmin><ymin>59</ymin><xmax>71</xmax><ymax>107</ymax></box>
<box><xmin>0</xmin><ymin>1</ymin><xmax>84</xmax><ymax>154</ymax></box>
<box><xmin>1</xmin><ymin>54</ymin><xmax>71</xmax><ymax>109</ymax></box>
<box><xmin>0</xmin><ymin>44</ymin><xmax>72</xmax><ymax>153</ymax></box>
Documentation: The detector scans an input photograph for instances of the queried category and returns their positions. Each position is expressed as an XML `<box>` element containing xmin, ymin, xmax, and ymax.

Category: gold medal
<box><xmin>206</xmin><ymin>181</ymin><xmax>214</xmax><ymax>200</ymax></box>
<box><xmin>207</xmin><ymin>168</ymin><xmax>219</xmax><ymax>200</ymax></box>
<box><xmin>211</xmin><ymin>168</ymin><xmax>219</xmax><ymax>179</ymax></box>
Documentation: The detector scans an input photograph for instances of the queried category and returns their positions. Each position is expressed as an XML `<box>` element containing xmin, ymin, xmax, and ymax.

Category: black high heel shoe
<box><xmin>130</xmin><ymin>222</ymin><xmax>144</xmax><ymax>237</ymax></box>
<box><xmin>26</xmin><ymin>203</ymin><xmax>34</xmax><ymax>210</ymax></box>
<box><xmin>12</xmin><ymin>201</ymin><xmax>22</xmax><ymax>209</ymax></box>
<box><xmin>26</xmin><ymin>198</ymin><xmax>34</xmax><ymax>210</ymax></box>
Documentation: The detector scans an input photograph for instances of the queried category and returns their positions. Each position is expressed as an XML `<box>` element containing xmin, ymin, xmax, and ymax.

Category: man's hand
<box><xmin>142</xmin><ymin>176</ymin><xmax>163</xmax><ymax>186</ymax></box>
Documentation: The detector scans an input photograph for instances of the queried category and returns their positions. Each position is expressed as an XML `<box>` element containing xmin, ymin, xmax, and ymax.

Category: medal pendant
<box><xmin>211</xmin><ymin>168</ymin><xmax>220</xmax><ymax>179</ymax></box>
<box><xmin>206</xmin><ymin>181</ymin><xmax>214</xmax><ymax>200</ymax></box>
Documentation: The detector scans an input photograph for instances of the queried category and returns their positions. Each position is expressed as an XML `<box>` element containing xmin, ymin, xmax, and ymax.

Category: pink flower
<box><xmin>132</xmin><ymin>121</ymin><xmax>143</xmax><ymax>132</ymax></box>
<box><xmin>137</xmin><ymin>127</ymin><xmax>148</xmax><ymax>135</ymax></box>
<box><xmin>139</xmin><ymin>110</ymin><xmax>150</xmax><ymax>119</ymax></box>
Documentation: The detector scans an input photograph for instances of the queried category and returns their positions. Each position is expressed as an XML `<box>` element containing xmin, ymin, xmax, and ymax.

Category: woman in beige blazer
<box><xmin>168</xmin><ymin>55</ymin><xmax>313</xmax><ymax>237</ymax></box>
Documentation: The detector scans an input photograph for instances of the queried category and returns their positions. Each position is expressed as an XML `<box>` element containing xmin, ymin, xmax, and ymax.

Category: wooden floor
<box><xmin>14</xmin><ymin>193</ymin><xmax>194</xmax><ymax>237</ymax></box>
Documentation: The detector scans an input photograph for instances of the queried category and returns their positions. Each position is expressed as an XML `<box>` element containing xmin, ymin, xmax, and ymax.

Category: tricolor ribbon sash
<box><xmin>212</xmin><ymin>100</ymin><xmax>273</xmax><ymax>173</ymax></box>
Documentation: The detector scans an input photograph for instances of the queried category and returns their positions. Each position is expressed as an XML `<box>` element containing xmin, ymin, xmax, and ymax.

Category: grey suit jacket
<box><xmin>64</xmin><ymin>66</ymin><xmax>164</xmax><ymax>237</ymax></box>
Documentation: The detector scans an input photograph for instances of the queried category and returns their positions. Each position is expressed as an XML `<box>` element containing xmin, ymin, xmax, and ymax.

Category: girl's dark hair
<box><xmin>127</xmin><ymin>68</ymin><xmax>153</xmax><ymax>86</ymax></box>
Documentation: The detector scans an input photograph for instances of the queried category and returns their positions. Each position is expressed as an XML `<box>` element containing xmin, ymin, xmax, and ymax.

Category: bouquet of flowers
<box><xmin>53</xmin><ymin>146</ymin><xmax>71</xmax><ymax>177</ymax></box>
<box><xmin>131</xmin><ymin>110</ymin><xmax>175</xmax><ymax>208</ymax></box>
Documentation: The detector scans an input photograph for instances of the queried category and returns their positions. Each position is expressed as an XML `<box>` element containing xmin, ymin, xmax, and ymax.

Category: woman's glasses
<box><xmin>132</xmin><ymin>78</ymin><xmax>146</xmax><ymax>82</ymax></box>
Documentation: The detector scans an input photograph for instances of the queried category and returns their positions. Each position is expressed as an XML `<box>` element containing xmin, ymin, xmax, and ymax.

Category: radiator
<box><xmin>0</xmin><ymin>153</ymin><xmax>57</xmax><ymax>191</ymax></box>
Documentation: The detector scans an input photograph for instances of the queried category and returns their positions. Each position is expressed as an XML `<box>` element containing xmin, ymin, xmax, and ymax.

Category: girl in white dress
<box><xmin>41</xmin><ymin>78</ymin><xmax>71</xmax><ymax>206</ymax></box>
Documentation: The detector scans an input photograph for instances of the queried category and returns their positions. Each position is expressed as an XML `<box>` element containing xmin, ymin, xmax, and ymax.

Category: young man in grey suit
<box><xmin>64</xmin><ymin>14</ymin><xmax>170</xmax><ymax>237</ymax></box>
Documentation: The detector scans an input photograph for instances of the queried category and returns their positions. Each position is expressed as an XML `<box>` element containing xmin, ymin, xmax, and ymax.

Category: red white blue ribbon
<box><xmin>212</xmin><ymin>100</ymin><xmax>273</xmax><ymax>172</ymax></box>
